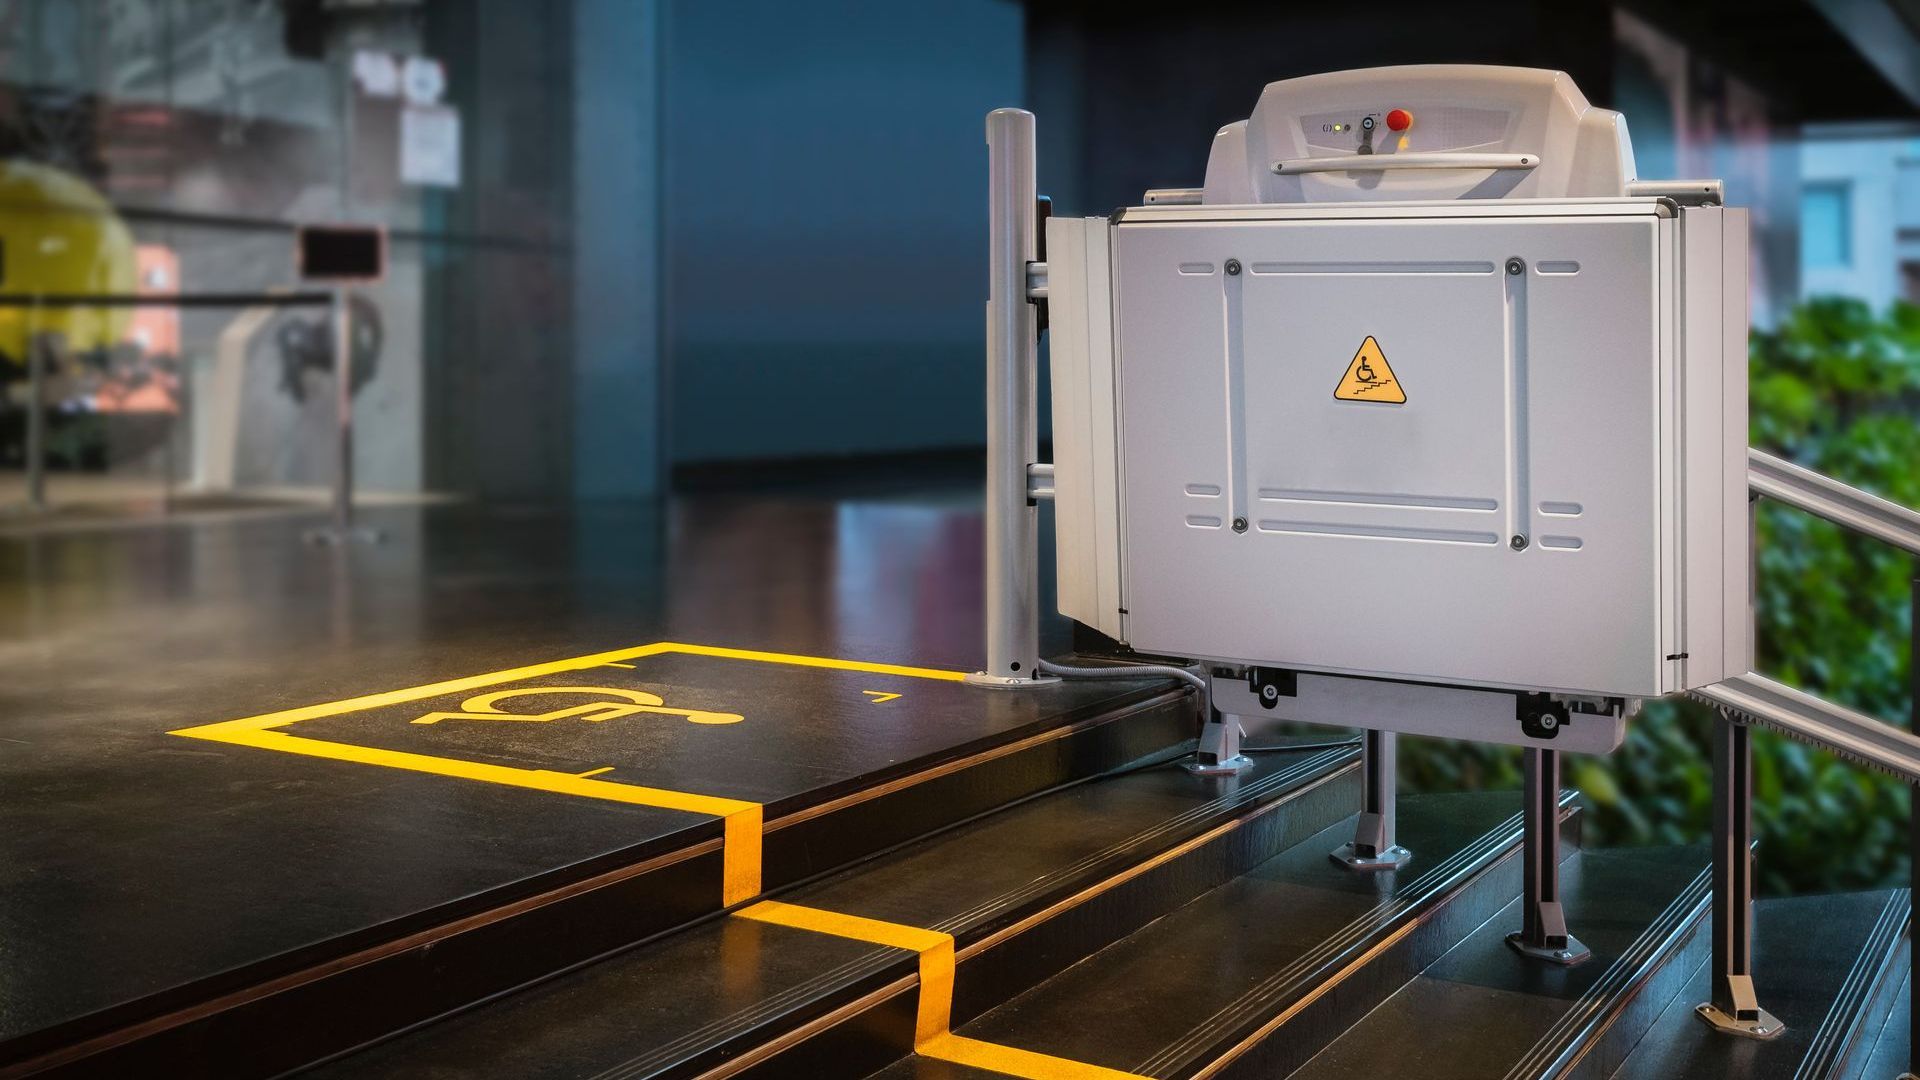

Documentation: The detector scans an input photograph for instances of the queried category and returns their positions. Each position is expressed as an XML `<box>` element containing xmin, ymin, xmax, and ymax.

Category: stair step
<box><xmin>1852</xmin><ymin>961</ymin><xmax>1911</xmax><ymax>1080</ymax></box>
<box><xmin>866</xmin><ymin>789</ymin><xmax>1578</xmax><ymax>1080</ymax></box>
<box><xmin>18</xmin><ymin>676</ymin><xmax>1196</xmax><ymax>1078</ymax></box>
<box><xmin>1612</xmin><ymin>888</ymin><xmax>1911</xmax><ymax>1080</ymax></box>
<box><xmin>1290</xmin><ymin>846</ymin><xmax>1711</xmax><ymax>1080</ymax></box>
<box><xmin>310</xmin><ymin>743</ymin><xmax>1361</xmax><ymax>1078</ymax></box>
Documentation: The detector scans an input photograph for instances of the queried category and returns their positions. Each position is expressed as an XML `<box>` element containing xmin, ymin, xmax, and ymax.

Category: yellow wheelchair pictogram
<box><xmin>1333</xmin><ymin>335</ymin><xmax>1406</xmax><ymax>404</ymax></box>
<box><xmin>410</xmin><ymin>686</ymin><xmax>744</xmax><ymax>727</ymax></box>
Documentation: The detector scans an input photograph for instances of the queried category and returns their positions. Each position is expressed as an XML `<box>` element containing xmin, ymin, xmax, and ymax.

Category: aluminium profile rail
<box><xmin>1692</xmin><ymin>450</ymin><xmax>1920</xmax><ymax>783</ymax></box>
<box><xmin>1689</xmin><ymin>449</ymin><xmax>1920</xmax><ymax>1043</ymax></box>
<box><xmin>1691</xmin><ymin>674</ymin><xmax>1920</xmax><ymax>784</ymax></box>
<box><xmin>1749</xmin><ymin>448</ymin><xmax>1920</xmax><ymax>558</ymax></box>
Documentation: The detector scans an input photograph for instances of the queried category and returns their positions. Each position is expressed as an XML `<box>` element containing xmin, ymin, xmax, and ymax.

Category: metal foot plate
<box><xmin>1185</xmin><ymin>755</ymin><xmax>1253</xmax><ymax>776</ymax></box>
<box><xmin>1329</xmin><ymin>842</ymin><xmax>1411</xmax><ymax>871</ymax></box>
<box><xmin>1693</xmin><ymin>1002</ymin><xmax>1784</xmax><ymax>1040</ymax></box>
<box><xmin>962</xmin><ymin>671</ymin><xmax>1060</xmax><ymax>689</ymax></box>
<box><xmin>1506</xmin><ymin>931</ymin><xmax>1591</xmax><ymax>966</ymax></box>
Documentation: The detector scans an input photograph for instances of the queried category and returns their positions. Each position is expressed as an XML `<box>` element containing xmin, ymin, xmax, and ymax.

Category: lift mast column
<box><xmin>972</xmin><ymin>108</ymin><xmax>1047</xmax><ymax>687</ymax></box>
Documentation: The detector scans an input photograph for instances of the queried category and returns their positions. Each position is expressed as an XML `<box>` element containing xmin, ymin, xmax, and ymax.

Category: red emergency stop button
<box><xmin>1386</xmin><ymin>108</ymin><xmax>1413</xmax><ymax>132</ymax></box>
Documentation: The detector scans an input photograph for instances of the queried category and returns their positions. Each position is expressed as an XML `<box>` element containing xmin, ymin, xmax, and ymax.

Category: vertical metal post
<box><xmin>160</xmin><ymin>395</ymin><xmax>175</xmax><ymax>514</ymax></box>
<box><xmin>330</xmin><ymin>286</ymin><xmax>353</xmax><ymax>536</ymax></box>
<box><xmin>1697</xmin><ymin>492</ymin><xmax>1780</xmax><ymax>1037</ymax></box>
<box><xmin>304</xmin><ymin>289</ymin><xmax>376</xmax><ymax>546</ymax></box>
<box><xmin>1332</xmin><ymin>729</ymin><xmax>1411</xmax><ymax>870</ymax></box>
<box><xmin>1909</xmin><ymin>578</ymin><xmax>1917</xmax><ymax>1077</ymax></box>
<box><xmin>970</xmin><ymin>107</ymin><xmax>1046</xmax><ymax>687</ymax></box>
<box><xmin>1189</xmin><ymin>706</ymin><xmax>1250</xmax><ymax>775</ymax></box>
<box><xmin>25</xmin><ymin>296</ymin><xmax>46</xmax><ymax>510</ymax></box>
<box><xmin>1508</xmin><ymin>747</ymin><xmax>1590</xmax><ymax>964</ymax></box>
<box><xmin>1695</xmin><ymin>711</ymin><xmax>1782</xmax><ymax>1037</ymax></box>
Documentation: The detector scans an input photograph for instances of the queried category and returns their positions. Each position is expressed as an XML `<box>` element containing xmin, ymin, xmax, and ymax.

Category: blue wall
<box><xmin>574</xmin><ymin>0</ymin><xmax>665</xmax><ymax>498</ymax></box>
<box><xmin>663</xmin><ymin>0</ymin><xmax>1024</xmax><ymax>466</ymax></box>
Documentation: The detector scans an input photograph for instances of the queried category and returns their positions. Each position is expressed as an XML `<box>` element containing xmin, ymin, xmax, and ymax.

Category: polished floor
<box><xmin>0</xmin><ymin>488</ymin><xmax>1161</xmax><ymax>1062</ymax></box>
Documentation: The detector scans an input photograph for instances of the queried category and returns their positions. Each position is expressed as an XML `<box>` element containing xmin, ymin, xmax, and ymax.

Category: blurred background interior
<box><xmin>4</xmin><ymin>0</ymin><xmax>1920</xmax><ymax>892</ymax></box>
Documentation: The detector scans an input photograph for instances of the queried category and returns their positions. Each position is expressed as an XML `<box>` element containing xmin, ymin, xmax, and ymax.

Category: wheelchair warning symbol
<box><xmin>1333</xmin><ymin>336</ymin><xmax>1405</xmax><ymax>404</ymax></box>
<box><xmin>410</xmin><ymin>686</ymin><xmax>744</xmax><ymax>727</ymax></box>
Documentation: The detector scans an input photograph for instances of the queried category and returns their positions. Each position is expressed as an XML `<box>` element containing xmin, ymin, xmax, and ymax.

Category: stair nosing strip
<box><xmin>686</xmin><ymin>969</ymin><xmax>920</xmax><ymax>1080</ymax></box>
<box><xmin>597</xmin><ymin>748</ymin><xmax>1360</xmax><ymax>1079</ymax></box>
<box><xmin>953</xmin><ymin>760</ymin><xmax>1359</xmax><ymax>963</ymax></box>
<box><xmin>931</xmin><ymin>747</ymin><xmax>1359</xmax><ymax>934</ymax></box>
<box><xmin>1149</xmin><ymin>792</ymin><xmax>1580</xmax><ymax>1079</ymax></box>
<box><xmin>1792</xmin><ymin>887</ymin><xmax>1911</xmax><ymax>1080</ymax></box>
<box><xmin>1142</xmin><ymin>817</ymin><xmax>1519</xmax><ymax>1075</ymax></box>
<box><xmin>1501</xmin><ymin>862</ymin><xmax>1714</xmax><ymax>1080</ymax></box>
<box><xmin>764</xmin><ymin>686</ymin><xmax>1190</xmax><ymax>834</ymax></box>
<box><xmin>627</xmin><ymin>750</ymin><xmax>1352</xmax><ymax>1073</ymax></box>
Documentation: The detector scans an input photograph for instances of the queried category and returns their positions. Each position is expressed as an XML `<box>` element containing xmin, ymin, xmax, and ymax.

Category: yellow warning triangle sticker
<box><xmin>1333</xmin><ymin>335</ymin><xmax>1406</xmax><ymax>404</ymax></box>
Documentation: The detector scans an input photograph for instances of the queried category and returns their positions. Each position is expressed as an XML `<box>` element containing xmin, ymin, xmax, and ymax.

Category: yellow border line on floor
<box><xmin>737</xmin><ymin>900</ymin><xmax>1145</xmax><ymax>1080</ymax></box>
<box><xmin>168</xmin><ymin>643</ymin><xmax>966</xmax><ymax>906</ymax></box>
<box><xmin>171</xmin><ymin>642</ymin><xmax>965</xmax><ymax>735</ymax></box>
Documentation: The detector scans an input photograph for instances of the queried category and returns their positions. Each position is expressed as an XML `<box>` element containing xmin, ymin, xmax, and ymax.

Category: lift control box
<box><xmin>1047</xmin><ymin>66</ymin><xmax>1748</xmax><ymax>701</ymax></box>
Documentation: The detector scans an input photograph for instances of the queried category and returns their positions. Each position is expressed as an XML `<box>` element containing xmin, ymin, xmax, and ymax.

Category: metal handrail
<box><xmin>1704</xmin><ymin>451</ymin><xmax>1920</xmax><ymax>780</ymax></box>
<box><xmin>1749</xmin><ymin>448</ymin><xmax>1920</xmax><ymax>558</ymax></box>
<box><xmin>1693</xmin><ymin>673</ymin><xmax>1920</xmax><ymax>784</ymax></box>
<box><xmin>1687</xmin><ymin>451</ymin><xmax>1920</xmax><ymax>1042</ymax></box>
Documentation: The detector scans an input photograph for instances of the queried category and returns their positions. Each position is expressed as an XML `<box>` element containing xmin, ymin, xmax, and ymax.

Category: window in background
<box><xmin>1896</xmin><ymin>158</ymin><xmax>1920</xmax><ymax>227</ymax></box>
<box><xmin>1802</xmin><ymin>181</ymin><xmax>1854</xmax><ymax>269</ymax></box>
<box><xmin>1901</xmin><ymin>262</ymin><xmax>1920</xmax><ymax>304</ymax></box>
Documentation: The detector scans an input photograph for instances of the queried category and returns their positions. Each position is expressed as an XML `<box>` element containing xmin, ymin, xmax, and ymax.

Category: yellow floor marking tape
<box><xmin>174</xmin><ymin>726</ymin><xmax>765</xmax><ymax>903</ymax></box>
<box><xmin>736</xmin><ymin>900</ymin><xmax>1145</xmax><ymax>1080</ymax></box>
<box><xmin>663</xmin><ymin>643</ymin><xmax>968</xmax><ymax>683</ymax></box>
<box><xmin>921</xmin><ymin>1034</ymin><xmax>1145</xmax><ymax>1080</ymax></box>
<box><xmin>738</xmin><ymin>901</ymin><xmax>953</xmax><ymax>1043</ymax></box>
<box><xmin>171</xmin><ymin>642</ymin><xmax>965</xmax><ymax>736</ymax></box>
<box><xmin>168</xmin><ymin>643</ymin><xmax>966</xmax><ymax>909</ymax></box>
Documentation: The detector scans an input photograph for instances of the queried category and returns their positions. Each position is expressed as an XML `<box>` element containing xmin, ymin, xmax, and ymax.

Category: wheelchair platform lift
<box><xmin>973</xmin><ymin>66</ymin><xmax>1920</xmax><ymax>1054</ymax></box>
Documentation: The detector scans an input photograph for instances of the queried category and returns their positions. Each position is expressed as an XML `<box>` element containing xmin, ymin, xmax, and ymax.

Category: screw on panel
<box><xmin>1232</xmin><ymin>517</ymin><xmax>1248</xmax><ymax>533</ymax></box>
<box><xmin>1225</xmin><ymin>259</ymin><xmax>1242</xmax><ymax>276</ymax></box>
<box><xmin>1506</xmin><ymin>257</ymin><xmax>1526</xmax><ymax>276</ymax></box>
<box><xmin>1511</xmin><ymin>534</ymin><xmax>1529</xmax><ymax>550</ymax></box>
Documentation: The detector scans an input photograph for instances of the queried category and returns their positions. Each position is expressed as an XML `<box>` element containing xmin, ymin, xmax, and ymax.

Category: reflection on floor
<box><xmin>0</xmin><ymin>474</ymin><xmax>459</xmax><ymax>535</ymax></box>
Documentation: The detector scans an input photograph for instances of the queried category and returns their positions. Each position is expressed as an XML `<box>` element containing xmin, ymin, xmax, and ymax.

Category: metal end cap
<box><xmin>1694</xmin><ymin>1003</ymin><xmax>1784</xmax><ymax>1040</ymax></box>
<box><xmin>1506</xmin><ymin>932</ymin><xmax>1592</xmax><ymax>967</ymax></box>
<box><xmin>1330</xmin><ymin>843</ymin><xmax>1412</xmax><ymax>872</ymax></box>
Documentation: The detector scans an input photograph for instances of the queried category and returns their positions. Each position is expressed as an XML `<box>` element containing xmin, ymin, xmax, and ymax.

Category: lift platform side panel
<box><xmin>1046</xmin><ymin>216</ymin><xmax>1124</xmax><ymax>639</ymax></box>
<box><xmin>1723</xmin><ymin>209</ymin><xmax>1753</xmax><ymax>676</ymax></box>
<box><xmin>1657</xmin><ymin>213</ymin><xmax>1683</xmax><ymax>694</ymax></box>
<box><xmin>1681</xmin><ymin>207</ymin><xmax>1727</xmax><ymax>689</ymax></box>
<box><xmin>1112</xmin><ymin>210</ymin><xmax>1668</xmax><ymax>697</ymax></box>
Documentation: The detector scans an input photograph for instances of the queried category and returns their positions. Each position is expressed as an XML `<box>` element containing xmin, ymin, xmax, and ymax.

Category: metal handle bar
<box><xmin>1270</xmin><ymin>152</ymin><xmax>1539</xmax><ymax>176</ymax></box>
